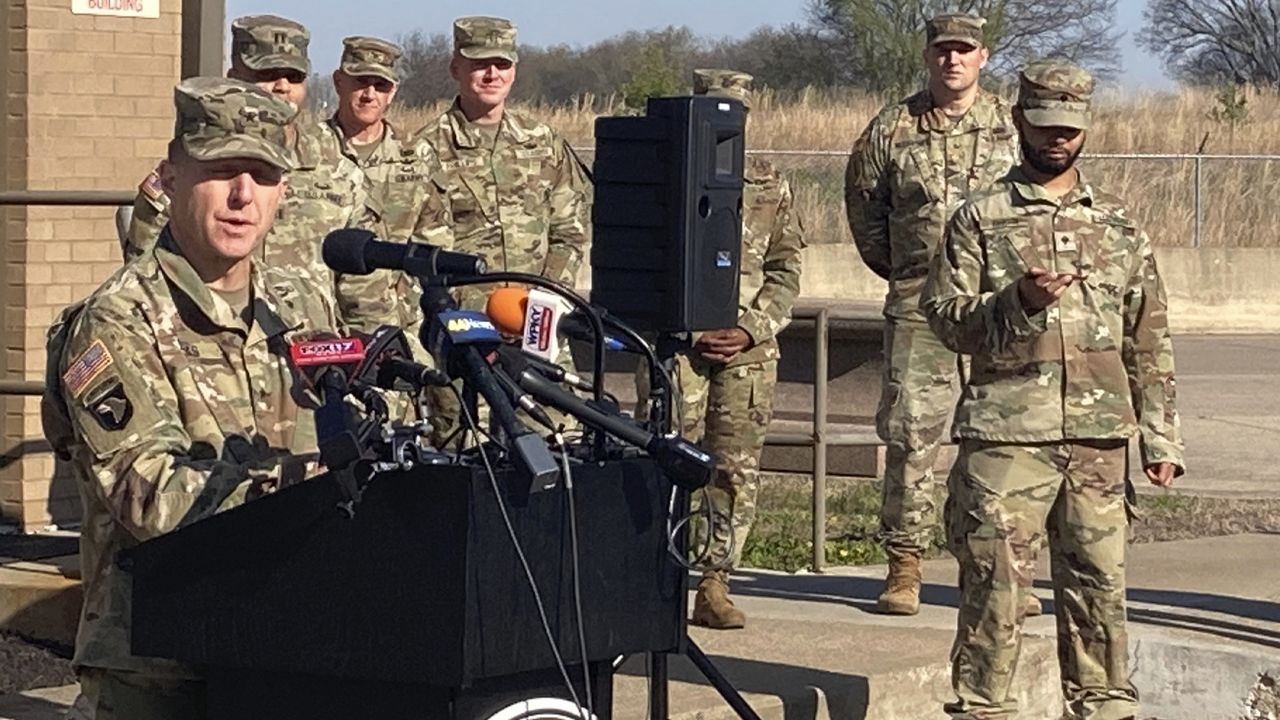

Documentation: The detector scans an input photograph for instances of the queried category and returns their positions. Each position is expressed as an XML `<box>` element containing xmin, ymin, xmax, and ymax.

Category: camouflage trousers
<box><xmin>944</xmin><ymin>439</ymin><xmax>1138</xmax><ymax>720</ymax></box>
<box><xmin>877</xmin><ymin>318</ymin><xmax>959</xmax><ymax>557</ymax></box>
<box><xmin>674</xmin><ymin>355</ymin><xmax>778</xmax><ymax>572</ymax></box>
<box><xmin>69</xmin><ymin>668</ymin><xmax>206</xmax><ymax>720</ymax></box>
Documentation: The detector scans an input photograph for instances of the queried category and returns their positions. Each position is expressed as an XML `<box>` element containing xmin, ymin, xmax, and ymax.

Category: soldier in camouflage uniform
<box><xmin>415</xmin><ymin>16</ymin><xmax>591</xmax><ymax>439</ymax></box>
<box><xmin>326</xmin><ymin>35</ymin><xmax>454</xmax><ymax>360</ymax></box>
<box><xmin>922</xmin><ymin>60</ymin><xmax>1183</xmax><ymax>720</ymax></box>
<box><xmin>415</xmin><ymin>16</ymin><xmax>590</xmax><ymax>312</ymax></box>
<box><xmin>123</xmin><ymin>15</ymin><xmax>399</xmax><ymax>334</ymax></box>
<box><xmin>844</xmin><ymin>14</ymin><xmax>1020</xmax><ymax>616</ymax></box>
<box><xmin>675</xmin><ymin>70</ymin><xmax>804</xmax><ymax>630</ymax></box>
<box><xmin>45</xmin><ymin>78</ymin><xmax>338</xmax><ymax>720</ymax></box>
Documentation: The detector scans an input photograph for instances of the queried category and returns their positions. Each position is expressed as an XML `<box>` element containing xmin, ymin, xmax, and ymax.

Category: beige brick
<box><xmin>132</xmin><ymin>95</ymin><xmax>170</xmax><ymax>118</ymax></box>
<box><xmin>90</xmin><ymin>261</ymin><xmax>119</xmax><ymax>278</ymax></box>
<box><xmin>94</xmin><ymin>137</ymin><xmax>137</xmax><ymax>159</ymax></box>
<box><xmin>72</xmin><ymin>242</ymin><xmax>112</xmax><ymax>263</ymax></box>
<box><xmin>29</xmin><ymin>72</ymin><xmax>74</xmax><ymax>95</ymax></box>
<box><xmin>112</xmin><ymin>74</ymin><xmax>151</xmax><ymax>98</ymax></box>
<box><xmin>29</xmin><ymin>49</ymin><xmax>97</xmax><ymax>75</ymax></box>
<box><xmin>72</xmin><ymin>31</ymin><xmax>115</xmax><ymax>53</ymax></box>
<box><xmin>8</xmin><ymin>28</ymin><xmax>28</xmax><ymax>52</ymax></box>
<box><xmin>25</xmin><ymin>261</ymin><xmax>53</xmax><ymax>284</ymax></box>
<box><xmin>42</xmin><ymin>241</ymin><xmax>71</xmax><ymax>262</ymax></box>
<box><xmin>151</xmin><ymin>32</ymin><xmax>178</xmax><ymax>57</ymax></box>
<box><xmin>71</xmin><ymin>73</ymin><xmax>112</xmax><ymax>96</ymax></box>
<box><xmin>56</xmin><ymin>263</ymin><xmax>93</xmax><ymax>285</ymax></box>
<box><xmin>43</xmin><ymin>284</ymin><xmax>71</xmax><ymax>306</ymax></box>
<box><xmin>112</xmin><ymin>32</ymin><xmax>150</xmax><ymax>55</ymax></box>
<box><xmin>72</xmin><ymin>156</ymin><xmax>115</xmax><ymax>179</ymax></box>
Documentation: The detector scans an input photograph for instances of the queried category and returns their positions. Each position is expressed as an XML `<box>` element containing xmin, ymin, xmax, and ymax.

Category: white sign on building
<box><xmin>71</xmin><ymin>0</ymin><xmax>160</xmax><ymax>19</ymax></box>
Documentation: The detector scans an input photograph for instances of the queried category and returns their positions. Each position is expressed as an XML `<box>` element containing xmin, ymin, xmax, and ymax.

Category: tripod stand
<box><xmin>641</xmin><ymin>335</ymin><xmax>763</xmax><ymax>720</ymax></box>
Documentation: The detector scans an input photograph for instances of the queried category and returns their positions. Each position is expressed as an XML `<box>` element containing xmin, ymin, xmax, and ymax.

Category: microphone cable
<box><xmin>456</xmin><ymin>399</ymin><xmax>589</xmax><ymax>718</ymax></box>
<box><xmin>555</xmin><ymin>429</ymin><xmax>595</xmax><ymax>720</ymax></box>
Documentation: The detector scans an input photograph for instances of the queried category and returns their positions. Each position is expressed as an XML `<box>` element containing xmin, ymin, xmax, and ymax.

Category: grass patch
<box><xmin>741</xmin><ymin>475</ymin><xmax>947</xmax><ymax>573</ymax></box>
<box><xmin>742</xmin><ymin>474</ymin><xmax>1280</xmax><ymax>573</ymax></box>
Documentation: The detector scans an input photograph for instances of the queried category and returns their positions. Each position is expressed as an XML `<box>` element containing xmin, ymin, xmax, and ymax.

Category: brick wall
<box><xmin>1</xmin><ymin>0</ymin><xmax>181</xmax><ymax>530</ymax></box>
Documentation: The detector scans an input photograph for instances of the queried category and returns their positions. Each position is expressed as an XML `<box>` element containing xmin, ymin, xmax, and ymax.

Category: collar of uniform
<box><xmin>446</xmin><ymin>97</ymin><xmax>533</xmax><ymax>147</ymax></box>
<box><xmin>155</xmin><ymin>228</ymin><xmax>244</xmax><ymax>332</ymax></box>
<box><xmin>1008</xmin><ymin>166</ymin><xmax>1095</xmax><ymax>207</ymax></box>
<box><xmin>155</xmin><ymin>229</ymin><xmax>296</xmax><ymax>342</ymax></box>
<box><xmin>247</xmin><ymin>271</ymin><xmax>302</xmax><ymax>347</ymax></box>
<box><xmin>326</xmin><ymin>116</ymin><xmax>399</xmax><ymax>158</ymax></box>
<box><xmin>917</xmin><ymin>88</ymin><xmax>1002</xmax><ymax>134</ymax></box>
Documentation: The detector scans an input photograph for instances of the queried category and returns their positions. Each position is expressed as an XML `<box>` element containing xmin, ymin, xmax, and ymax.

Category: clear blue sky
<box><xmin>227</xmin><ymin>0</ymin><xmax>1171</xmax><ymax>89</ymax></box>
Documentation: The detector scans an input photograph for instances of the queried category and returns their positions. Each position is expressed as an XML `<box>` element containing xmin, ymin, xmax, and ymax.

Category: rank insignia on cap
<box><xmin>63</xmin><ymin>339</ymin><xmax>114</xmax><ymax>400</ymax></box>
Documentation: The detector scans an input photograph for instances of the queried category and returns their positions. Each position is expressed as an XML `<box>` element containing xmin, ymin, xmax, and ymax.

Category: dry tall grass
<box><xmin>391</xmin><ymin>87</ymin><xmax>1280</xmax><ymax>247</ymax></box>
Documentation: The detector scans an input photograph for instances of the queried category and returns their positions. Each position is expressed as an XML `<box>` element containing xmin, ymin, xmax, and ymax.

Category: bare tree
<box><xmin>395</xmin><ymin>31</ymin><xmax>455</xmax><ymax>107</ymax></box>
<box><xmin>1142</xmin><ymin>0</ymin><xmax>1280</xmax><ymax>85</ymax></box>
<box><xmin>809</xmin><ymin>0</ymin><xmax>1122</xmax><ymax>97</ymax></box>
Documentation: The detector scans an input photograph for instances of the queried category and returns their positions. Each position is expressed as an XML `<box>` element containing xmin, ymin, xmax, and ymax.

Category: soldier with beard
<box><xmin>923</xmin><ymin>59</ymin><xmax>1183</xmax><ymax>720</ymax></box>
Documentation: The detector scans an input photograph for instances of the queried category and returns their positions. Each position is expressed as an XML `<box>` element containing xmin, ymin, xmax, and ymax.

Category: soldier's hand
<box><xmin>1017</xmin><ymin>268</ymin><xmax>1077</xmax><ymax>312</ymax></box>
<box><xmin>1144</xmin><ymin>462</ymin><xmax>1177</xmax><ymax>488</ymax></box>
<box><xmin>696</xmin><ymin>328</ymin><xmax>752</xmax><ymax>363</ymax></box>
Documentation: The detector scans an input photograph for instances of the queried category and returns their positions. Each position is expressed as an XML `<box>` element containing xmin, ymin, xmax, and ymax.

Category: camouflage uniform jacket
<box><xmin>326</xmin><ymin>117</ymin><xmax>453</xmax><ymax>244</ymax></box>
<box><xmin>845</xmin><ymin>89</ymin><xmax>1017</xmax><ymax>321</ymax></box>
<box><xmin>921</xmin><ymin>168</ymin><xmax>1184</xmax><ymax>470</ymax></box>
<box><xmin>721</xmin><ymin>156</ymin><xmax>806</xmax><ymax>368</ymax></box>
<box><xmin>45</xmin><ymin>231</ymin><xmax>337</xmax><ymax>676</ymax></box>
<box><xmin>328</xmin><ymin>117</ymin><xmax>455</xmax><ymax>354</ymax></box>
<box><xmin>416</xmin><ymin>99</ymin><xmax>591</xmax><ymax>310</ymax></box>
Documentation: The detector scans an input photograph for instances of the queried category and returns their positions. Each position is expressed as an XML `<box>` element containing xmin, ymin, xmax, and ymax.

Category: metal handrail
<box><xmin>0</xmin><ymin>191</ymin><xmax>134</xmax><ymax>206</ymax></box>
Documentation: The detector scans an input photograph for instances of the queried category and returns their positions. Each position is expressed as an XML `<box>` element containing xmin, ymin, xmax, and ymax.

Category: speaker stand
<box><xmin>647</xmin><ymin>636</ymin><xmax>762</xmax><ymax>720</ymax></box>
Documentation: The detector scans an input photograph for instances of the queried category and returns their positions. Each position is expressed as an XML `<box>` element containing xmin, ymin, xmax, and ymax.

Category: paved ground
<box><xmin>5</xmin><ymin>534</ymin><xmax>1277</xmax><ymax>720</ymax></box>
<box><xmin>1159</xmin><ymin>335</ymin><xmax>1280</xmax><ymax>497</ymax></box>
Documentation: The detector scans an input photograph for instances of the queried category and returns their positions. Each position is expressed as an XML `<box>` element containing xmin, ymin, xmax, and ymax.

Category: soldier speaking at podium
<box><xmin>43</xmin><ymin>78</ymin><xmax>337</xmax><ymax>720</ymax></box>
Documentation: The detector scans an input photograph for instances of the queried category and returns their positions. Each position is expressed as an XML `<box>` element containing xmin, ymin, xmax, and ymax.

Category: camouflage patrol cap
<box><xmin>340</xmin><ymin>36</ymin><xmax>402</xmax><ymax>83</ymax></box>
<box><xmin>692</xmin><ymin>68</ymin><xmax>754</xmax><ymax>109</ymax></box>
<box><xmin>453</xmin><ymin>16</ymin><xmax>518</xmax><ymax>63</ymax></box>
<box><xmin>926</xmin><ymin>14</ymin><xmax>986</xmax><ymax>48</ymax></box>
<box><xmin>231</xmin><ymin>14</ymin><xmax>311</xmax><ymax>75</ymax></box>
<box><xmin>173</xmin><ymin>77</ymin><xmax>295</xmax><ymax>171</ymax></box>
<box><xmin>1018</xmin><ymin>59</ymin><xmax>1095</xmax><ymax>130</ymax></box>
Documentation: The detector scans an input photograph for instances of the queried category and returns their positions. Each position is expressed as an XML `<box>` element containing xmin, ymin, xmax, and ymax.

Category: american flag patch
<box><xmin>63</xmin><ymin>339</ymin><xmax>114</xmax><ymax>399</ymax></box>
<box><xmin>140</xmin><ymin>168</ymin><xmax>165</xmax><ymax>203</ymax></box>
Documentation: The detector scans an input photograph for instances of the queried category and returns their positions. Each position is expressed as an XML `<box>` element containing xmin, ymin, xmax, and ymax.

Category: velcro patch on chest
<box><xmin>63</xmin><ymin>339</ymin><xmax>115</xmax><ymax>399</ymax></box>
<box><xmin>514</xmin><ymin>146</ymin><xmax>553</xmax><ymax>160</ymax></box>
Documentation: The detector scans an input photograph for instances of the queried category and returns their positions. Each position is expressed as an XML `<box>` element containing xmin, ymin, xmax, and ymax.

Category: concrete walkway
<box><xmin>5</xmin><ymin>534</ymin><xmax>1277</xmax><ymax>720</ymax></box>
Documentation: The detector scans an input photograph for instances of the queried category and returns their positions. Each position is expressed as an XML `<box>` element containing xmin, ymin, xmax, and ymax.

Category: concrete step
<box><xmin>0</xmin><ymin>553</ymin><xmax>80</xmax><ymax>649</ymax></box>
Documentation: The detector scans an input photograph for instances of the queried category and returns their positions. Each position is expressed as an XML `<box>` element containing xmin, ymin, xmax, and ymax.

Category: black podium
<box><xmin>125</xmin><ymin>457</ymin><xmax>686</xmax><ymax>719</ymax></box>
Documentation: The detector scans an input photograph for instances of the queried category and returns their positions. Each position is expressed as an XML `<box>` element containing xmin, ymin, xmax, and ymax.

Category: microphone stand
<box><xmin>420</xmin><ymin>272</ymin><xmax>759</xmax><ymax>719</ymax></box>
<box><xmin>427</xmin><ymin>271</ymin><xmax>667</xmax><ymax>461</ymax></box>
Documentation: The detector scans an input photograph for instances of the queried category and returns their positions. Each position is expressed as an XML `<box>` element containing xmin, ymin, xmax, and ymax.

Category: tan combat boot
<box><xmin>876</xmin><ymin>553</ymin><xmax>923</xmax><ymax>615</ymax></box>
<box><xmin>691</xmin><ymin>571</ymin><xmax>746</xmax><ymax>629</ymax></box>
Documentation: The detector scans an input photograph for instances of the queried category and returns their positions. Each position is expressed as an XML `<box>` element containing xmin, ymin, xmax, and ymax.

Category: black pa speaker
<box><xmin>591</xmin><ymin>95</ymin><xmax>745</xmax><ymax>333</ymax></box>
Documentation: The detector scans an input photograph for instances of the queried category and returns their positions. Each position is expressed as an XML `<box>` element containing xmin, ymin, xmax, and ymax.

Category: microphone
<box><xmin>500</xmin><ymin>359</ymin><xmax>715</xmax><ymax>490</ymax></box>
<box><xmin>485</xmin><ymin>287</ymin><xmax>635</xmax><ymax>356</ymax></box>
<box><xmin>493</xmin><ymin>344</ymin><xmax>593</xmax><ymax>393</ymax></box>
<box><xmin>289</xmin><ymin>336</ymin><xmax>368</xmax><ymax>471</ymax></box>
<box><xmin>428</xmin><ymin>308</ymin><xmax>561</xmax><ymax>492</ymax></box>
<box><xmin>323</xmin><ymin>229</ymin><xmax>487</xmax><ymax>278</ymax></box>
<box><xmin>351</xmin><ymin>325</ymin><xmax>450</xmax><ymax>392</ymax></box>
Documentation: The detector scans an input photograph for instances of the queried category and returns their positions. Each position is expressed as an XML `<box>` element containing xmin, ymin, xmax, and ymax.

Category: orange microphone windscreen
<box><xmin>485</xmin><ymin>286</ymin><xmax>530</xmax><ymax>336</ymax></box>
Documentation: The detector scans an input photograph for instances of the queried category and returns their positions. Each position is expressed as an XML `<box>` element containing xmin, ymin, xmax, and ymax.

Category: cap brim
<box><xmin>341</xmin><ymin>62</ymin><xmax>398</xmax><ymax>84</ymax></box>
<box><xmin>457</xmin><ymin>46</ymin><xmax>518</xmax><ymax>63</ymax></box>
<box><xmin>929</xmin><ymin>34</ymin><xmax>981</xmax><ymax>48</ymax></box>
<box><xmin>1022</xmin><ymin>107</ymin><xmax>1091</xmax><ymax>131</ymax></box>
<box><xmin>240</xmin><ymin>53</ymin><xmax>310</xmax><ymax>74</ymax></box>
<box><xmin>184</xmin><ymin>137</ymin><xmax>296</xmax><ymax>172</ymax></box>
